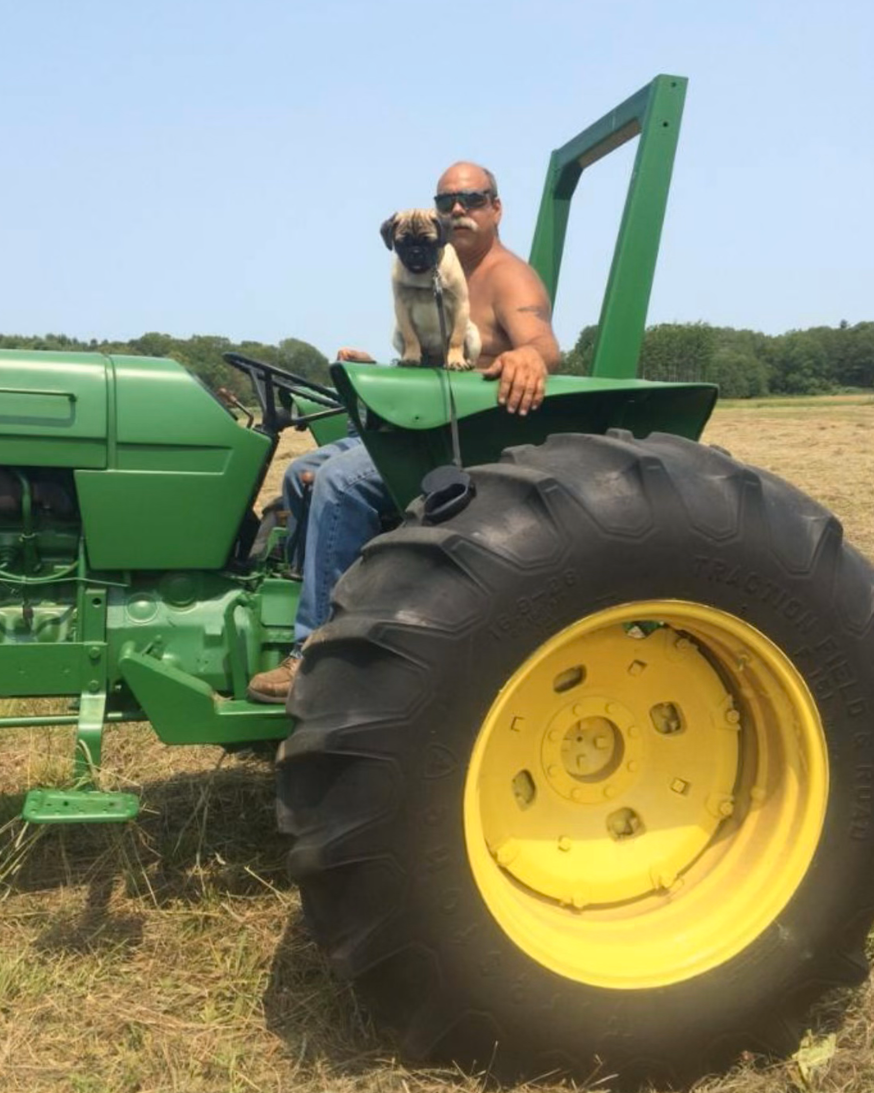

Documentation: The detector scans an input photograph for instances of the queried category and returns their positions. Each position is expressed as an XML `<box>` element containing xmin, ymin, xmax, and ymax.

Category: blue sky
<box><xmin>1</xmin><ymin>0</ymin><xmax>871</xmax><ymax>360</ymax></box>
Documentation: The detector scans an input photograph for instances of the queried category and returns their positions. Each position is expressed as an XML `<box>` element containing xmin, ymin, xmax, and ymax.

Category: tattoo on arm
<box><xmin>517</xmin><ymin>304</ymin><xmax>551</xmax><ymax>321</ymax></box>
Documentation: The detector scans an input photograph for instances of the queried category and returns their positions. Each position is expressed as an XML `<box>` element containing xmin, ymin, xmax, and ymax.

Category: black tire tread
<box><xmin>277</xmin><ymin>431</ymin><xmax>874</xmax><ymax>1083</ymax></box>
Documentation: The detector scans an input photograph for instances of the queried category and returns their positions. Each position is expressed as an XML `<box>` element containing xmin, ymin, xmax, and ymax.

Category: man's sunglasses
<box><xmin>434</xmin><ymin>189</ymin><xmax>494</xmax><ymax>214</ymax></box>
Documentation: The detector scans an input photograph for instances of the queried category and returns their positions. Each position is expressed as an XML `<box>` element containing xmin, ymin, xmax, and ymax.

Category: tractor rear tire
<box><xmin>276</xmin><ymin>431</ymin><xmax>874</xmax><ymax>1084</ymax></box>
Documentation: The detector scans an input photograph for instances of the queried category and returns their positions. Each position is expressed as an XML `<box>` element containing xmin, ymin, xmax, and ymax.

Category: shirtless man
<box><xmin>247</xmin><ymin>162</ymin><xmax>561</xmax><ymax>703</ymax></box>
<box><xmin>341</xmin><ymin>162</ymin><xmax>559</xmax><ymax>410</ymax></box>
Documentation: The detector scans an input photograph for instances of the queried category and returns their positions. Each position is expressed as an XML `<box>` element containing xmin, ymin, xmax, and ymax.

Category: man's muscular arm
<box><xmin>483</xmin><ymin>263</ymin><xmax>561</xmax><ymax>414</ymax></box>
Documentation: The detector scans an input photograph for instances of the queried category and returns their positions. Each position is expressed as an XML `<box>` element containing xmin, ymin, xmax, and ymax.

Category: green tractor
<box><xmin>3</xmin><ymin>75</ymin><xmax>874</xmax><ymax>1084</ymax></box>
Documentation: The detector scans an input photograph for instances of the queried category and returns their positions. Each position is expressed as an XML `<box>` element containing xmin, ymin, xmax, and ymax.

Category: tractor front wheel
<box><xmin>276</xmin><ymin>431</ymin><xmax>874</xmax><ymax>1083</ymax></box>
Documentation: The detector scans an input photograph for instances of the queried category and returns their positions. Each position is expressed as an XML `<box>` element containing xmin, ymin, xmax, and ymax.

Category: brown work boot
<box><xmin>247</xmin><ymin>654</ymin><xmax>302</xmax><ymax>704</ymax></box>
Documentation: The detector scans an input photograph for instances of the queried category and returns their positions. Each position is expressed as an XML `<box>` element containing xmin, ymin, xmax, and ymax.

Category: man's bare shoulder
<box><xmin>482</xmin><ymin>246</ymin><xmax>551</xmax><ymax>316</ymax></box>
<box><xmin>485</xmin><ymin>246</ymin><xmax>548</xmax><ymax>291</ymax></box>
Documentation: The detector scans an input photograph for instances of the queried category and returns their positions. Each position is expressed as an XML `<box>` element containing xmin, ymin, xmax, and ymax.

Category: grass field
<box><xmin>2</xmin><ymin>396</ymin><xmax>874</xmax><ymax>1093</ymax></box>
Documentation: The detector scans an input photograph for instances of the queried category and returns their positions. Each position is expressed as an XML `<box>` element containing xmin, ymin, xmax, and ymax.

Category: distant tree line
<box><xmin>0</xmin><ymin>332</ymin><xmax>330</xmax><ymax>404</ymax></box>
<box><xmin>3</xmin><ymin>321</ymin><xmax>873</xmax><ymax>399</ymax></box>
<box><xmin>563</xmin><ymin>321</ymin><xmax>874</xmax><ymax>397</ymax></box>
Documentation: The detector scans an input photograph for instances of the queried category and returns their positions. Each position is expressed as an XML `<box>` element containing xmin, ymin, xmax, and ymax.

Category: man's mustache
<box><xmin>450</xmin><ymin>216</ymin><xmax>479</xmax><ymax>233</ymax></box>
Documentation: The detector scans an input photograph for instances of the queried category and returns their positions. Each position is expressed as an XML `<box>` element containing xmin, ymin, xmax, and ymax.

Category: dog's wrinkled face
<box><xmin>380</xmin><ymin>209</ymin><xmax>449</xmax><ymax>274</ymax></box>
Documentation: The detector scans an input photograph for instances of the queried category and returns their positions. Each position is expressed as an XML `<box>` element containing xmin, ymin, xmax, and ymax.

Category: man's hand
<box><xmin>482</xmin><ymin>346</ymin><xmax>548</xmax><ymax>415</ymax></box>
<box><xmin>336</xmin><ymin>347</ymin><xmax>375</xmax><ymax>363</ymax></box>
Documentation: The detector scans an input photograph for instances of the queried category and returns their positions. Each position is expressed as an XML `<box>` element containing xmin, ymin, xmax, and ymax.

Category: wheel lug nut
<box><xmin>651</xmin><ymin>868</ymin><xmax>677</xmax><ymax>891</ymax></box>
<box><xmin>706</xmin><ymin>792</ymin><xmax>735</xmax><ymax>818</ymax></box>
<box><xmin>495</xmin><ymin>839</ymin><xmax>519</xmax><ymax>866</ymax></box>
<box><xmin>607</xmin><ymin>808</ymin><xmax>642</xmax><ymax>840</ymax></box>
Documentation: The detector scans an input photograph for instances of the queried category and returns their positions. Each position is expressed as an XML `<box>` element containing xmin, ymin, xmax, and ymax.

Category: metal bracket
<box><xmin>73</xmin><ymin>689</ymin><xmax>107</xmax><ymax>785</ymax></box>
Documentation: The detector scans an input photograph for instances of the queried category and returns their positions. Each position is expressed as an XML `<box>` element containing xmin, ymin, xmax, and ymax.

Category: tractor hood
<box><xmin>0</xmin><ymin>350</ymin><xmax>270</xmax><ymax>569</ymax></box>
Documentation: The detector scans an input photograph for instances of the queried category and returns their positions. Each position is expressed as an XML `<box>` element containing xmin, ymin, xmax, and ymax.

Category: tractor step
<box><xmin>22</xmin><ymin>788</ymin><xmax>140</xmax><ymax>825</ymax></box>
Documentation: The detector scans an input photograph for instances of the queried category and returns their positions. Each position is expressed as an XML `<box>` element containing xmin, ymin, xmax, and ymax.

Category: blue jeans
<box><xmin>287</xmin><ymin>442</ymin><xmax>395</xmax><ymax>645</ymax></box>
<box><xmin>282</xmin><ymin>436</ymin><xmax>362</xmax><ymax>570</ymax></box>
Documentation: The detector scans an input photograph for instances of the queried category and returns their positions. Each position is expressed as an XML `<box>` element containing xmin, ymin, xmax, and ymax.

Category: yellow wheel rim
<box><xmin>464</xmin><ymin>600</ymin><xmax>829</xmax><ymax>989</ymax></box>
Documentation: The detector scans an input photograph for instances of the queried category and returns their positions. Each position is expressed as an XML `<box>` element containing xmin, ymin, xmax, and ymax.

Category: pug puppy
<box><xmin>380</xmin><ymin>209</ymin><xmax>481</xmax><ymax>370</ymax></box>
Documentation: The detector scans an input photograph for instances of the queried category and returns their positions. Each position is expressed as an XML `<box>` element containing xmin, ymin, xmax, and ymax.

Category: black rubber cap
<box><xmin>420</xmin><ymin>465</ymin><xmax>476</xmax><ymax>524</ymax></box>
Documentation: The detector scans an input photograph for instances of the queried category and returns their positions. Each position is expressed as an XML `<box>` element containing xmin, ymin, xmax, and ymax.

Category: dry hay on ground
<box><xmin>1</xmin><ymin>396</ymin><xmax>873</xmax><ymax>1093</ymax></box>
<box><xmin>259</xmin><ymin>428</ymin><xmax>316</xmax><ymax>503</ymax></box>
<box><xmin>704</xmin><ymin>397</ymin><xmax>874</xmax><ymax>561</ymax></box>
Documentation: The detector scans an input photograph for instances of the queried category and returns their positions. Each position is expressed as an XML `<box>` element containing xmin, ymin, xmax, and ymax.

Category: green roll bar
<box><xmin>529</xmin><ymin>74</ymin><xmax>687</xmax><ymax>380</ymax></box>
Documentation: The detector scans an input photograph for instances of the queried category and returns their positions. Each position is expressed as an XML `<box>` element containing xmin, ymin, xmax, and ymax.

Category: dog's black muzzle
<box><xmin>395</xmin><ymin>237</ymin><xmax>441</xmax><ymax>274</ymax></box>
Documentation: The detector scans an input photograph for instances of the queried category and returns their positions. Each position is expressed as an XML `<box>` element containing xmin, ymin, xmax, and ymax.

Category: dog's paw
<box><xmin>445</xmin><ymin>357</ymin><xmax>475</xmax><ymax>371</ymax></box>
<box><xmin>398</xmin><ymin>357</ymin><xmax>423</xmax><ymax>367</ymax></box>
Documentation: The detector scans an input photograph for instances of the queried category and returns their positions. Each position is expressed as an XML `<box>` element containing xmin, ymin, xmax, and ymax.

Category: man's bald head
<box><xmin>436</xmin><ymin>162</ymin><xmax>498</xmax><ymax>196</ymax></box>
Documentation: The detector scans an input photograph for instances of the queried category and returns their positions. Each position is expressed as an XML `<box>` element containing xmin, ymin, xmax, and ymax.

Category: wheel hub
<box><xmin>542</xmin><ymin>699</ymin><xmax>635</xmax><ymax>800</ymax></box>
<box><xmin>560</xmin><ymin>715</ymin><xmax>621</xmax><ymax>779</ymax></box>
<box><xmin>487</xmin><ymin>625</ymin><xmax>738</xmax><ymax>907</ymax></box>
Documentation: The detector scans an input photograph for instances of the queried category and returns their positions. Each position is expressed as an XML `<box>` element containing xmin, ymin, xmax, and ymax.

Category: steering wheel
<box><xmin>222</xmin><ymin>351</ymin><xmax>344</xmax><ymax>432</ymax></box>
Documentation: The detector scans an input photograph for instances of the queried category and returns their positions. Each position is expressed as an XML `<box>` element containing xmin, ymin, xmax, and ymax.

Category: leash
<box><xmin>418</xmin><ymin>268</ymin><xmax>476</xmax><ymax>525</ymax></box>
<box><xmin>431</xmin><ymin>269</ymin><xmax>463</xmax><ymax>469</ymax></box>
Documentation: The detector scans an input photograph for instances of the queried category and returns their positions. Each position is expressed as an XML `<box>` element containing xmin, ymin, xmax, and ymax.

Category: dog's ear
<box><xmin>380</xmin><ymin>215</ymin><xmax>398</xmax><ymax>250</ymax></box>
<box><xmin>433</xmin><ymin>214</ymin><xmax>450</xmax><ymax>247</ymax></box>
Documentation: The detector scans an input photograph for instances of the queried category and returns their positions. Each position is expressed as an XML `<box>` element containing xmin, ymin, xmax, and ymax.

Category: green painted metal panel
<box><xmin>0</xmin><ymin>350</ymin><xmax>109</xmax><ymax>467</ymax></box>
<box><xmin>529</xmin><ymin>75</ymin><xmax>687</xmax><ymax>379</ymax></box>
<box><xmin>334</xmin><ymin>362</ymin><xmax>716</xmax><ymax>431</ymax></box>
<box><xmin>77</xmin><ymin>469</ymin><xmax>246</xmax><ymax>569</ymax></box>
<box><xmin>334</xmin><ymin>363</ymin><xmax>497</xmax><ymax>430</ymax></box>
<box><xmin>259</xmin><ymin>578</ymin><xmax>301</xmax><ymax>627</ymax></box>
<box><xmin>0</xmin><ymin>643</ymin><xmax>87</xmax><ymax>696</ymax></box>
<box><xmin>119</xmin><ymin>650</ymin><xmax>290</xmax><ymax>744</ymax></box>
<box><xmin>293</xmin><ymin>392</ymin><xmax>350</xmax><ymax>446</ymax></box>
<box><xmin>0</xmin><ymin>351</ymin><xmax>271</xmax><ymax>569</ymax></box>
<box><xmin>333</xmin><ymin>363</ymin><xmax>716</xmax><ymax>510</ymax></box>
<box><xmin>76</xmin><ymin>355</ymin><xmax>271</xmax><ymax>570</ymax></box>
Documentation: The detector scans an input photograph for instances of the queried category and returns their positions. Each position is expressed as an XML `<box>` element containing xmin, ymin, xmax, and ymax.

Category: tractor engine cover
<box><xmin>0</xmin><ymin>350</ymin><xmax>271</xmax><ymax>570</ymax></box>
